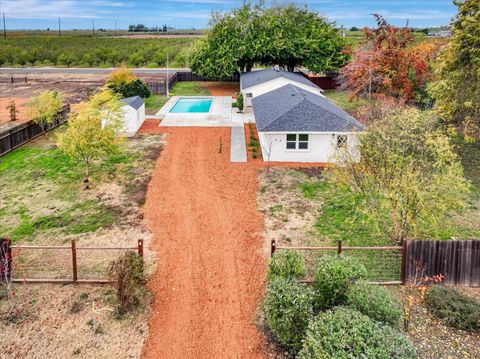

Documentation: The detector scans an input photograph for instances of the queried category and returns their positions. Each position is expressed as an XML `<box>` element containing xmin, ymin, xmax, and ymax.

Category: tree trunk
<box><xmin>287</xmin><ymin>65</ymin><xmax>295</xmax><ymax>72</ymax></box>
<box><xmin>84</xmin><ymin>159</ymin><xmax>90</xmax><ymax>188</ymax></box>
<box><xmin>245</xmin><ymin>63</ymin><xmax>253</xmax><ymax>72</ymax></box>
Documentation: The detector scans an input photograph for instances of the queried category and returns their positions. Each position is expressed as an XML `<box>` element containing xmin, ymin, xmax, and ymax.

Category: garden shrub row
<box><xmin>264</xmin><ymin>251</ymin><xmax>414</xmax><ymax>358</ymax></box>
<box><xmin>425</xmin><ymin>286</ymin><xmax>480</xmax><ymax>331</ymax></box>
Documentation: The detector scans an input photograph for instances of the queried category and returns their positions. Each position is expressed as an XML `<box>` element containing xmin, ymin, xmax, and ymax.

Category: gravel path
<box><xmin>140</xmin><ymin>122</ymin><xmax>267</xmax><ymax>359</ymax></box>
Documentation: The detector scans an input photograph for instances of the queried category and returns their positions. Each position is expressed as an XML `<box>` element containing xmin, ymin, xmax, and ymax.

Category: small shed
<box><xmin>120</xmin><ymin>96</ymin><xmax>145</xmax><ymax>137</ymax></box>
<box><xmin>240</xmin><ymin>69</ymin><xmax>322</xmax><ymax>107</ymax></box>
<box><xmin>252</xmin><ymin>84</ymin><xmax>365</xmax><ymax>163</ymax></box>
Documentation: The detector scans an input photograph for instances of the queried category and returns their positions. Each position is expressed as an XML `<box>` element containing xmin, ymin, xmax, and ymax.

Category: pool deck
<box><xmin>157</xmin><ymin>96</ymin><xmax>237</xmax><ymax>127</ymax></box>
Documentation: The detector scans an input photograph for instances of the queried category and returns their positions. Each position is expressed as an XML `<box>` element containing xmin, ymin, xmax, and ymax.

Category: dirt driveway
<box><xmin>140</xmin><ymin>121</ymin><xmax>267</xmax><ymax>359</ymax></box>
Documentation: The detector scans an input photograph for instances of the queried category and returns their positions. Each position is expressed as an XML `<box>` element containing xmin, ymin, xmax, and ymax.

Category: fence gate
<box><xmin>405</xmin><ymin>240</ymin><xmax>480</xmax><ymax>286</ymax></box>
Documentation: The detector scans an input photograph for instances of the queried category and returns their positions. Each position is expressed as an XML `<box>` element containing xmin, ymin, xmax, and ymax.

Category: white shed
<box><xmin>252</xmin><ymin>84</ymin><xmax>364</xmax><ymax>163</ymax></box>
<box><xmin>240</xmin><ymin>69</ymin><xmax>323</xmax><ymax>107</ymax></box>
<box><xmin>119</xmin><ymin>96</ymin><xmax>146</xmax><ymax>137</ymax></box>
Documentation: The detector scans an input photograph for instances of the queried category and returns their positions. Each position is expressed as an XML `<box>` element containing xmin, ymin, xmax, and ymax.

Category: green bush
<box><xmin>108</xmin><ymin>78</ymin><xmax>151</xmax><ymax>99</ymax></box>
<box><xmin>265</xmin><ymin>278</ymin><xmax>314</xmax><ymax>353</ymax></box>
<box><xmin>347</xmin><ymin>281</ymin><xmax>402</xmax><ymax>327</ymax></box>
<box><xmin>108</xmin><ymin>251</ymin><xmax>147</xmax><ymax>315</ymax></box>
<box><xmin>267</xmin><ymin>250</ymin><xmax>306</xmax><ymax>282</ymax></box>
<box><xmin>313</xmin><ymin>254</ymin><xmax>367</xmax><ymax>309</ymax></box>
<box><xmin>236</xmin><ymin>92</ymin><xmax>244</xmax><ymax>112</ymax></box>
<box><xmin>425</xmin><ymin>286</ymin><xmax>480</xmax><ymax>331</ymax></box>
<box><xmin>298</xmin><ymin>307</ymin><xmax>417</xmax><ymax>359</ymax></box>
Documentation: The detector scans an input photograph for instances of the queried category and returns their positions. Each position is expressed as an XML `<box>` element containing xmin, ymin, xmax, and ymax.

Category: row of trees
<box><xmin>0</xmin><ymin>37</ymin><xmax>192</xmax><ymax>68</ymax></box>
<box><xmin>190</xmin><ymin>2</ymin><xmax>349</xmax><ymax>78</ymax></box>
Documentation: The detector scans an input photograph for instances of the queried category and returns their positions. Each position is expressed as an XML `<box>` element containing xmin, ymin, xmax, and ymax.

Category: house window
<box><xmin>286</xmin><ymin>134</ymin><xmax>309</xmax><ymax>150</ymax></box>
<box><xmin>337</xmin><ymin>135</ymin><xmax>348</xmax><ymax>148</ymax></box>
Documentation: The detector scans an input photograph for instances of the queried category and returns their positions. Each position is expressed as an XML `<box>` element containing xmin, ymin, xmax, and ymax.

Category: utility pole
<box><xmin>114</xmin><ymin>20</ymin><xmax>117</xmax><ymax>36</ymax></box>
<box><xmin>58</xmin><ymin>17</ymin><xmax>61</xmax><ymax>37</ymax></box>
<box><xmin>2</xmin><ymin>13</ymin><xmax>6</xmax><ymax>38</ymax></box>
<box><xmin>166</xmin><ymin>52</ymin><xmax>169</xmax><ymax>97</ymax></box>
<box><xmin>92</xmin><ymin>19</ymin><xmax>95</xmax><ymax>37</ymax></box>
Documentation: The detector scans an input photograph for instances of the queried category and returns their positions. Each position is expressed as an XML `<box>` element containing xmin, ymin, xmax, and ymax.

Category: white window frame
<box><xmin>286</xmin><ymin>133</ymin><xmax>309</xmax><ymax>151</ymax></box>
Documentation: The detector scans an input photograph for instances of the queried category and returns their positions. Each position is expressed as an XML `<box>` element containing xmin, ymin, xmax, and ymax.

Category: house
<box><xmin>120</xmin><ymin>96</ymin><xmax>145</xmax><ymax>137</ymax></box>
<box><xmin>252</xmin><ymin>84</ymin><xmax>364</xmax><ymax>163</ymax></box>
<box><xmin>240</xmin><ymin>69</ymin><xmax>323</xmax><ymax>107</ymax></box>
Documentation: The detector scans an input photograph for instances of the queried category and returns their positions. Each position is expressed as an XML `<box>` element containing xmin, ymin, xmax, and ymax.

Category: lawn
<box><xmin>144</xmin><ymin>81</ymin><xmax>213</xmax><ymax>115</ymax></box>
<box><xmin>324</xmin><ymin>89</ymin><xmax>369</xmax><ymax>113</ymax></box>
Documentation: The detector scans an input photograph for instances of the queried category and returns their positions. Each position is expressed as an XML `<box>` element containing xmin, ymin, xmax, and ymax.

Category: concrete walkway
<box><xmin>230</xmin><ymin>126</ymin><xmax>247</xmax><ymax>163</ymax></box>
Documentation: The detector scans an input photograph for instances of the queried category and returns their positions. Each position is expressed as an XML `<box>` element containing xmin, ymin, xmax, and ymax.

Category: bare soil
<box><xmin>110</xmin><ymin>34</ymin><xmax>204</xmax><ymax>39</ymax></box>
<box><xmin>202</xmin><ymin>81</ymin><xmax>239</xmax><ymax>97</ymax></box>
<box><xmin>140</xmin><ymin>123</ymin><xmax>267</xmax><ymax>358</ymax></box>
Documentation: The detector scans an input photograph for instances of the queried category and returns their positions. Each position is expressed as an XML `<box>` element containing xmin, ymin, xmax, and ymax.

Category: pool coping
<box><xmin>156</xmin><ymin>96</ymin><xmax>214</xmax><ymax>118</ymax></box>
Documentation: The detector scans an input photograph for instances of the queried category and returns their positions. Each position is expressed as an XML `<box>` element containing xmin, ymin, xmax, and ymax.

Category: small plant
<box><xmin>267</xmin><ymin>250</ymin><xmax>306</xmax><ymax>282</ymax></box>
<box><xmin>236</xmin><ymin>92</ymin><xmax>244</xmax><ymax>112</ymax></box>
<box><xmin>313</xmin><ymin>254</ymin><xmax>367</xmax><ymax>309</ymax></box>
<box><xmin>265</xmin><ymin>278</ymin><xmax>314</xmax><ymax>353</ymax></box>
<box><xmin>108</xmin><ymin>251</ymin><xmax>146</xmax><ymax>315</ymax></box>
<box><xmin>26</xmin><ymin>91</ymin><xmax>64</xmax><ymax>137</ymax></box>
<box><xmin>347</xmin><ymin>280</ymin><xmax>402</xmax><ymax>327</ymax></box>
<box><xmin>425</xmin><ymin>286</ymin><xmax>480</xmax><ymax>331</ymax></box>
<box><xmin>6</xmin><ymin>100</ymin><xmax>19</xmax><ymax>122</ymax></box>
<box><xmin>298</xmin><ymin>307</ymin><xmax>417</xmax><ymax>359</ymax></box>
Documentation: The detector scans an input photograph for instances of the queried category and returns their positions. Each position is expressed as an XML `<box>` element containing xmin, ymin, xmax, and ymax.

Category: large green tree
<box><xmin>429</xmin><ymin>0</ymin><xmax>480</xmax><ymax>138</ymax></box>
<box><xmin>190</xmin><ymin>2</ymin><xmax>348</xmax><ymax>78</ymax></box>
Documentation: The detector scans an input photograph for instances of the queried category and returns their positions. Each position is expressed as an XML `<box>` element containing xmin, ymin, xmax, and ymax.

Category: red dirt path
<box><xmin>140</xmin><ymin>121</ymin><xmax>267</xmax><ymax>359</ymax></box>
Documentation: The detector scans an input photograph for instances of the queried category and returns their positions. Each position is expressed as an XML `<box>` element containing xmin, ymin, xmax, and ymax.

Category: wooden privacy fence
<box><xmin>272</xmin><ymin>239</ymin><xmax>480</xmax><ymax>287</ymax></box>
<box><xmin>0</xmin><ymin>105</ymin><xmax>70</xmax><ymax>157</ymax></box>
<box><xmin>406</xmin><ymin>240</ymin><xmax>480</xmax><ymax>287</ymax></box>
<box><xmin>0</xmin><ymin>76</ymin><xmax>28</xmax><ymax>84</ymax></box>
<box><xmin>1</xmin><ymin>238</ymin><xmax>144</xmax><ymax>284</ymax></box>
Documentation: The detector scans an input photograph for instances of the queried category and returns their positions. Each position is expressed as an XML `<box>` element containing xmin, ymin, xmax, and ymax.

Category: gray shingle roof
<box><xmin>120</xmin><ymin>96</ymin><xmax>144</xmax><ymax>110</ymax></box>
<box><xmin>252</xmin><ymin>84</ymin><xmax>365</xmax><ymax>133</ymax></box>
<box><xmin>240</xmin><ymin>69</ymin><xmax>319</xmax><ymax>90</ymax></box>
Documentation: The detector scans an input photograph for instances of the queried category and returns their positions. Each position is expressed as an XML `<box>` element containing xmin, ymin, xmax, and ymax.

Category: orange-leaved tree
<box><xmin>339</xmin><ymin>14</ymin><xmax>439</xmax><ymax>105</ymax></box>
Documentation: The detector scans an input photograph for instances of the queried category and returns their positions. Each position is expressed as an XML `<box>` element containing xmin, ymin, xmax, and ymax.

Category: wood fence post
<box><xmin>71</xmin><ymin>239</ymin><xmax>78</xmax><ymax>282</ymax></box>
<box><xmin>337</xmin><ymin>240</ymin><xmax>342</xmax><ymax>255</ymax></box>
<box><xmin>138</xmin><ymin>239</ymin><xmax>144</xmax><ymax>258</ymax></box>
<box><xmin>271</xmin><ymin>240</ymin><xmax>276</xmax><ymax>257</ymax></box>
<box><xmin>6</xmin><ymin>238</ymin><xmax>12</xmax><ymax>279</ymax></box>
<box><xmin>401</xmin><ymin>239</ymin><xmax>407</xmax><ymax>285</ymax></box>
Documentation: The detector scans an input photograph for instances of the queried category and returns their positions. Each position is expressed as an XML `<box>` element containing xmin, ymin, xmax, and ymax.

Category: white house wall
<box><xmin>258</xmin><ymin>131</ymin><xmax>360</xmax><ymax>163</ymax></box>
<box><xmin>242</xmin><ymin>78</ymin><xmax>323</xmax><ymax>106</ymax></box>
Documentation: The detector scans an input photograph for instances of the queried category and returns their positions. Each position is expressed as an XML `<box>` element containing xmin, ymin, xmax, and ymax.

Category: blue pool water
<box><xmin>169</xmin><ymin>98</ymin><xmax>213</xmax><ymax>113</ymax></box>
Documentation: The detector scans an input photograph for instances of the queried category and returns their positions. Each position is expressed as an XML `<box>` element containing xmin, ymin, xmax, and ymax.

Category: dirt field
<box><xmin>139</xmin><ymin>122</ymin><xmax>267</xmax><ymax>358</ymax></box>
<box><xmin>110</xmin><ymin>34</ymin><xmax>204</xmax><ymax>39</ymax></box>
<box><xmin>202</xmin><ymin>82</ymin><xmax>239</xmax><ymax>97</ymax></box>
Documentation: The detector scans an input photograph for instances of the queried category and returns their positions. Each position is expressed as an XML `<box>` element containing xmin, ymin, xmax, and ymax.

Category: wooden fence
<box><xmin>406</xmin><ymin>240</ymin><xmax>480</xmax><ymax>287</ymax></box>
<box><xmin>272</xmin><ymin>239</ymin><xmax>480</xmax><ymax>287</ymax></box>
<box><xmin>0</xmin><ymin>238</ymin><xmax>144</xmax><ymax>284</ymax></box>
<box><xmin>0</xmin><ymin>76</ymin><xmax>28</xmax><ymax>84</ymax></box>
<box><xmin>0</xmin><ymin>105</ymin><xmax>70</xmax><ymax>157</ymax></box>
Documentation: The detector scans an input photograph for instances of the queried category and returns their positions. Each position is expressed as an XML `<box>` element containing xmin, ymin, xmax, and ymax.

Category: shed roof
<box><xmin>240</xmin><ymin>69</ymin><xmax>319</xmax><ymax>91</ymax></box>
<box><xmin>120</xmin><ymin>96</ymin><xmax>144</xmax><ymax>110</ymax></box>
<box><xmin>252</xmin><ymin>84</ymin><xmax>365</xmax><ymax>133</ymax></box>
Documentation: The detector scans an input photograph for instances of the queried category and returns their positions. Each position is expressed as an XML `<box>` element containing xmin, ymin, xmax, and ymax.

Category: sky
<box><xmin>0</xmin><ymin>0</ymin><xmax>457</xmax><ymax>30</ymax></box>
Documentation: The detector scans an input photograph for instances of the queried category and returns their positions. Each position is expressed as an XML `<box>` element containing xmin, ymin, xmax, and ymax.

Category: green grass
<box><xmin>324</xmin><ymin>90</ymin><xmax>369</xmax><ymax>113</ymax></box>
<box><xmin>0</xmin><ymin>133</ymin><xmax>141</xmax><ymax>242</ymax></box>
<box><xmin>170</xmin><ymin>82</ymin><xmax>212</xmax><ymax>96</ymax></box>
<box><xmin>145</xmin><ymin>94</ymin><xmax>169</xmax><ymax>114</ymax></box>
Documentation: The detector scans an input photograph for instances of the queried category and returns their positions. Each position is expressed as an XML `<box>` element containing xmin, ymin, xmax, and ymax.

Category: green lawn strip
<box><xmin>0</xmin><ymin>135</ymin><xmax>142</xmax><ymax>242</ymax></box>
<box><xmin>323</xmin><ymin>90</ymin><xmax>369</xmax><ymax>113</ymax></box>
<box><xmin>145</xmin><ymin>94</ymin><xmax>169</xmax><ymax>114</ymax></box>
<box><xmin>170</xmin><ymin>81</ymin><xmax>212</xmax><ymax>96</ymax></box>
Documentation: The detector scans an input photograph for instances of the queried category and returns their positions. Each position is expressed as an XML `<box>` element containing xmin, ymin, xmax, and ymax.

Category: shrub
<box><xmin>265</xmin><ymin>278</ymin><xmax>314</xmax><ymax>353</ymax></box>
<box><xmin>236</xmin><ymin>92</ymin><xmax>244</xmax><ymax>112</ymax></box>
<box><xmin>347</xmin><ymin>281</ymin><xmax>402</xmax><ymax>327</ymax></box>
<box><xmin>108</xmin><ymin>78</ymin><xmax>151</xmax><ymax>99</ymax></box>
<box><xmin>108</xmin><ymin>251</ymin><xmax>147</xmax><ymax>315</ymax></box>
<box><xmin>313</xmin><ymin>254</ymin><xmax>367</xmax><ymax>309</ymax></box>
<box><xmin>298</xmin><ymin>307</ymin><xmax>417</xmax><ymax>359</ymax></box>
<box><xmin>267</xmin><ymin>250</ymin><xmax>306</xmax><ymax>282</ymax></box>
<box><xmin>424</xmin><ymin>286</ymin><xmax>480</xmax><ymax>331</ymax></box>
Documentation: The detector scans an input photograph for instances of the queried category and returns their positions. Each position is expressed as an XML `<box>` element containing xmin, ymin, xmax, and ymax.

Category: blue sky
<box><xmin>0</xmin><ymin>0</ymin><xmax>457</xmax><ymax>30</ymax></box>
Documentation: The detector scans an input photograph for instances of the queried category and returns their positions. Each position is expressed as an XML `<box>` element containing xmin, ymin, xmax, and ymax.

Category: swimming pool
<box><xmin>169</xmin><ymin>98</ymin><xmax>213</xmax><ymax>113</ymax></box>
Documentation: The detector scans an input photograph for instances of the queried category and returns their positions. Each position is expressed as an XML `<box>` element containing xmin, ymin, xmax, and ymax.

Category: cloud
<box><xmin>0</xmin><ymin>0</ymin><xmax>129</xmax><ymax>19</ymax></box>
